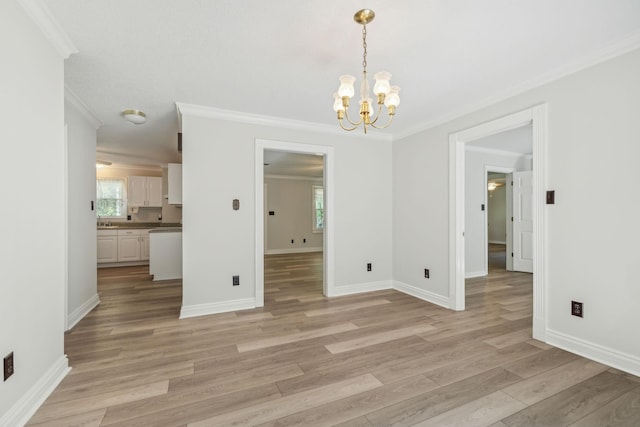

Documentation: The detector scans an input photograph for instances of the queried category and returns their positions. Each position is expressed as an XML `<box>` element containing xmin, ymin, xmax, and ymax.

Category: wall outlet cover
<box><xmin>4</xmin><ymin>352</ymin><xmax>14</xmax><ymax>381</ymax></box>
<box><xmin>571</xmin><ymin>300</ymin><xmax>583</xmax><ymax>317</ymax></box>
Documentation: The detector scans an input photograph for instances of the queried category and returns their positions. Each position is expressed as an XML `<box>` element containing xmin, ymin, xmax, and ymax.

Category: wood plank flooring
<box><xmin>27</xmin><ymin>250</ymin><xmax>640</xmax><ymax>426</ymax></box>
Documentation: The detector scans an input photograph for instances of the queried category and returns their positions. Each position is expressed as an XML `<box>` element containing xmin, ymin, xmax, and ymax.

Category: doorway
<box><xmin>254</xmin><ymin>139</ymin><xmax>335</xmax><ymax>308</ymax></box>
<box><xmin>487</xmin><ymin>171</ymin><xmax>510</xmax><ymax>272</ymax></box>
<box><xmin>449</xmin><ymin>105</ymin><xmax>547</xmax><ymax>340</ymax></box>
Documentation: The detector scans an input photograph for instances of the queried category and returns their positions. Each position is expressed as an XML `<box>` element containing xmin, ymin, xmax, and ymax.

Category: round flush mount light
<box><xmin>121</xmin><ymin>109</ymin><xmax>146</xmax><ymax>125</ymax></box>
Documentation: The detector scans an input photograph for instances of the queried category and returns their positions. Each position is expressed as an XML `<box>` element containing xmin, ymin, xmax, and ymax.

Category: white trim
<box><xmin>393</xmin><ymin>281</ymin><xmax>450</xmax><ymax>309</ymax></box>
<box><xmin>329</xmin><ymin>281</ymin><xmax>392</xmax><ymax>297</ymax></box>
<box><xmin>546</xmin><ymin>329</ymin><xmax>640</xmax><ymax>377</ymax></box>
<box><xmin>488</xmin><ymin>240</ymin><xmax>507</xmax><ymax>245</ymax></box>
<box><xmin>66</xmin><ymin>294</ymin><xmax>100</xmax><ymax>331</ymax></box>
<box><xmin>63</xmin><ymin>123</ymin><xmax>69</xmax><ymax>334</ymax></box>
<box><xmin>265</xmin><ymin>174</ymin><xmax>323</xmax><ymax>182</ymax></box>
<box><xmin>531</xmin><ymin>105</ymin><xmax>548</xmax><ymax>341</ymax></box>
<box><xmin>0</xmin><ymin>355</ymin><xmax>70</xmax><ymax>427</ymax></box>
<box><xmin>255</xmin><ymin>139</ymin><xmax>335</xmax><ymax>306</ymax></box>
<box><xmin>465</xmin><ymin>145</ymin><xmax>530</xmax><ymax>158</ymax></box>
<box><xmin>16</xmin><ymin>0</ymin><xmax>78</xmax><ymax>59</ymax></box>
<box><xmin>64</xmin><ymin>86</ymin><xmax>102</xmax><ymax>129</ymax></box>
<box><xmin>465</xmin><ymin>271</ymin><xmax>486</xmax><ymax>279</ymax></box>
<box><xmin>449</xmin><ymin>105</ymin><xmax>547</xmax><ymax>340</ymax></box>
<box><xmin>176</xmin><ymin>102</ymin><xmax>391</xmax><ymax>142</ymax></box>
<box><xmin>394</xmin><ymin>31</ymin><xmax>640</xmax><ymax>140</ymax></box>
<box><xmin>265</xmin><ymin>248</ymin><xmax>323</xmax><ymax>255</ymax></box>
<box><xmin>179</xmin><ymin>298</ymin><xmax>256</xmax><ymax>319</ymax></box>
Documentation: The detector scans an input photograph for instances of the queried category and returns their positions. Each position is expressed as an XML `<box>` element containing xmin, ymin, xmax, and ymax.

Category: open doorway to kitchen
<box><xmin>255</xmin><ymin>139</ymin><xmax>335</xmax><ymax>308</ymax></box>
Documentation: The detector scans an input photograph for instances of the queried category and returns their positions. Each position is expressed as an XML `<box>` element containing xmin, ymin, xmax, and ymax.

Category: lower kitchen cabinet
<box><xmin>97</xmin><ymin>230</ymin><xmax>118</xmax><ymax>263</ymax></box>
<box><xmin>98</xmin><ymin>229</ymin><xmax>150</xmax><ymax>264</ymax></box>
<box><xmin>117</xmin><ymin>229</ymin><xmax>150</xmax><ymax>262</ymax></box>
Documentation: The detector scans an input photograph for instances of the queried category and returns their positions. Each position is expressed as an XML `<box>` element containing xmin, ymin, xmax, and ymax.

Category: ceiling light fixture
<box><xmin>121</xmin><ymin>109</ymin><xmax>146</xmax><ymax>125</ymax></box>
<box><xmin>333</xmin><ymin>9</ymin><xmax>400</xmax><ymax>134</ymax></box>
<box><xmin>96</xmin><ymin>160</ymin><xmax>112</xmax><ymax>168</ymax></box>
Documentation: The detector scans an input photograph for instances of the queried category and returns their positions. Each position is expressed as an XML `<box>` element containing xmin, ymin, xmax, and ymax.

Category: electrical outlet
<box><xmin>291</xmin><ymin>239</ymin><xmax>294</xmax><ymax>244</ymax></box>
<box><xmin>367</xmin><ymin>263</ymin><xmax>372</xmax><ymax>272</ymax></box>
<box><xmin>424</xmin><ymin>268</ymin><xmax>430</xmax><ymax>279</ymax></box>
<box><xmin>303</xmin><ymin>238</ymin><xmax>306</xmax><ymax>243</ymax></box>
<box><xmin>232</xmin><ymin>275</ymin><xmax>240</xmax><ymax>286</ymax></box>
<box><xmin>571</xmin><ymin>301</ymin><xmax>583</xmax><ymax>317</ymax></box>
<box><xmin>4</xmin><ymin>352</ymin><xmax>14</xmax><ymax>381</ymax></box>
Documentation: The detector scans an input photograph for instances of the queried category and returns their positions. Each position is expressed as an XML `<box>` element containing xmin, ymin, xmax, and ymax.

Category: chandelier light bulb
<box><xmin>384</xmin><ymin>86</ymin><xmax>401</xmax><ymax>108</ymax></box>
<box><xmin>373</xmin><ymin>71</ymin><xmax>392</xmax><ymax>96</ymax></box>
<box><xmin>338</xmin><ymin>75</ymin><xmax>356</xmax><ymax>98</ymax></box>
<box><xmin>333</xmin><ymin>93</ymin><xmax>345</xmax><ymax>112</ymax></box>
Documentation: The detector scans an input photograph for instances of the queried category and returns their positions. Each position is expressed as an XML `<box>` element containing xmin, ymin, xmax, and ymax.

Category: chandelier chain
<box><xmin>362</xmin><ymin>25</ymin><xmax>368</xmax><ymax>73</ymax></box>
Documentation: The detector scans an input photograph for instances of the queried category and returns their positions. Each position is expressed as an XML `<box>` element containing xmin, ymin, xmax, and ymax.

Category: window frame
<box><xmin>96</xmin><ymin>178</ymin><xmax>128</xmax><ymax>219</ymax></box>
<box><xmin>312</xmin><ymin>185</ymin><xmax>324</xmax><ymax>233</ymax></box>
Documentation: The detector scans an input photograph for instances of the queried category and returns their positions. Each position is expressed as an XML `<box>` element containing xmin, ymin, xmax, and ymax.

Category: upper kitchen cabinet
<box><xmin>128</xmin><ymin>176</ymin><xmax>162</xmax><ymax>207</ymax></box>
<box><xmin>168</xmin><ymin>163</ymin><xmax>182</xmax><ymax>205</ymax></box>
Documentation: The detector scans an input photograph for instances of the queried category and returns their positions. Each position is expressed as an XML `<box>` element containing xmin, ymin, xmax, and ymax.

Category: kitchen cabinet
<box><xmin>140</xmin><ymin>232</ymin><xmax>150</xmax><ymax>261</ymax></box>
<box><xmin>97</xmin><ymin>230</ymin><xmax>118</xmax><ymax>263</ymax></box>
<box><xmin>117</xmin><ymin>229</ymin><xmax>150</xmax><ymax>262</ymax></box>
<box><xmin>168</xmin><ymin>163</ymin><xmax>182</xmax><ymax>205</ymax></box>
<box><xmin>128</xmin><ymin>176</ymin><xmax>162</xmax><ymax>207</ymax></box>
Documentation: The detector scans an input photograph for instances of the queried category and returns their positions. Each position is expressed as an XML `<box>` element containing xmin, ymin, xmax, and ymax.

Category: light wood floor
<box><xmin>28</xmin><ymin>251</ymin><xmax>640</xmax><ymax>426</ymax></box>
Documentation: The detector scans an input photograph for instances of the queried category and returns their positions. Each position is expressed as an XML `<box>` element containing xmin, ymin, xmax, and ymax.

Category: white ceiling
<box><xmin>47</xmin><ymin>0</ymin><xmax>640</xmax><ymax>167</ymax></box>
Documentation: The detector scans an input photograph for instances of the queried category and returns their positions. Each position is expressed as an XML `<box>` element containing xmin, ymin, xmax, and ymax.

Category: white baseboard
<box><xmin>465</xmin><ymin>270</ymin><xmax>487</xmax><ymax>279</ymax></box>
<box><xmin>546</xmin><ymin>329</ymin><xmax>640</xmax><ymax>377</ymax></box>
<box><xmin>66</xmin><ymin>294</ymin><xmax>100</xmax><ymax>331</ymax></box>
<box><xmin>0</xmin><ymin>355</ymin><xmax>70</xmax><ymax>427</ymax></box>
<box><xmin>180</xmin><ymin>298</ymin><xmax>256</xmax><ymax>319</ymax></box>
<box><xmin>393</xmin><ymin>280</ymin><xmax>450</xmax><ymax>309</ymax></box>
<box><xmin>488</xmin><ymin>240</ymin><xmax>506</xmax><ymax>245</ymax></box>
<box><xmin>265</xmin><ymin>247</ymin><xmax>322</xmax><ymax>255</ymax></box>
<box><xmin>328</xmin><ymin>280</ymin><xmax>392</xmax><ymax>297</ymax></box>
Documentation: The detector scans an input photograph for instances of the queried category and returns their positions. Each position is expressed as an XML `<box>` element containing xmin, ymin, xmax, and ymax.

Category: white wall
<box><xmin>181</xmin><ymin>115</ymin><xmax>392</xmax><ymax>313</ymax></box>
<box><xmin>394</xmin><ymin>48</ymin><xmax>640</xmax><ymax>373</ymax></box>
<box><xmin>0</xmin><ymin>1</ymin><xmax>69</xmax><ymax>424</ymax></box>
<box><xmin>487</xmin><ymin>185</ymin><xmax>507</xmax><ymax>244</ymax></box>
<box><xmin>265</xmin><ymin>177</ymin><xmax>323</xmax><ymax>253</ymax></box>
<box><xmin>65</xmin><ymin>96</ymin><xmax>99</xmax><ymax>330</ymax></box>
<box><xmin>464</xmin><ymin>149</ymin><xmax>527</xmax><ymax>276</ymax></box>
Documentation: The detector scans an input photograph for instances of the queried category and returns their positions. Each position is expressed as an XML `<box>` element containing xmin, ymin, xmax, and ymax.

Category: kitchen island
<box><xmin>149</xmin><ymin>227</ymin><xmax>182</xmax><ymax>280</ymax></box>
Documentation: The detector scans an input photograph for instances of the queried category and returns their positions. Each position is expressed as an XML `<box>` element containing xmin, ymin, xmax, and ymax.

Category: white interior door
<box><xmin>513</xmin><ymin>170</ymin><xmax>533</xmax><ymax>273</ymax></box>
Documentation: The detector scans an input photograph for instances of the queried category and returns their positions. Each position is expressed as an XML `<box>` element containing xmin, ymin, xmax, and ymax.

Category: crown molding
<box><xmin>64</xmin><ymin>85</ymin><xmax>101</xmax><ymax>129</ymax></box>
<box><xmin>393</xmin><ymin>31</ymin><xmax>640</xmax><ymax>141</ymax></box>
<box><xmin>465</xmin><ymin>145</ymin><xmax>529</xmax><ymax>158</ymax></box>
<box><xmin>175</xmin><ymin>102</ymin><xmax>392</xmax><ymax>143</ymax></box>
<box><xmin>17</xmin><ymin>0</ymin><xmax>78</xmax><ymax>59</ymax></box>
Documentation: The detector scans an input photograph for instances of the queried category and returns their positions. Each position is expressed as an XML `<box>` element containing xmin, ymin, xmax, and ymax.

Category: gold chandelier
<box><xmin>333</xmin><ymin>9</ymin><xmax>400</xmax><ymax>134</ymax></box>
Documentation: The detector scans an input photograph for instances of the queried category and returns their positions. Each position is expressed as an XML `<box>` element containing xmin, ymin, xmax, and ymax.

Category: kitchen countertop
<box><xmin>97</xmin><ymin>222</ymin><xmax>181</xmax><ymax>230</ymax></box>
<box><xmin>148</xmin><ymin>227</ymin><xmax>183</xmax><ymax>233</ymax></box>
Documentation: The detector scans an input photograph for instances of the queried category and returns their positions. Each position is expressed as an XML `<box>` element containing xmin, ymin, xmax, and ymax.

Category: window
<box><xmin>312</xmin><ymin>185</ymin><xmax>324</xmax><ymax>233</ymax></box>
<box><xmin>96</xmin><ymin>178</ymin><xmax>127</xmax><ymax>218</ymax></box>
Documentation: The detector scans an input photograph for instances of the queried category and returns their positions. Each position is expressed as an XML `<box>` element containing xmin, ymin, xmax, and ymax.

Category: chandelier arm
<box><xmin>343</xmin><ymin>108</ymin><xmax>364</xmax><ymax>126</ymax></box>
<box><xmin>338</xmin><ymin>118</ymin><xmax>359</xmax><ymax>132</ymax></box>
<box><xmin>367</xmin><ymin>102</ymin><xmax>385</xmax><ymax>126</ymax></box>
<box><xmin>369</xmin><ymin>111</ymin><xmax>396</xmax><ymax>130</ymax></box>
